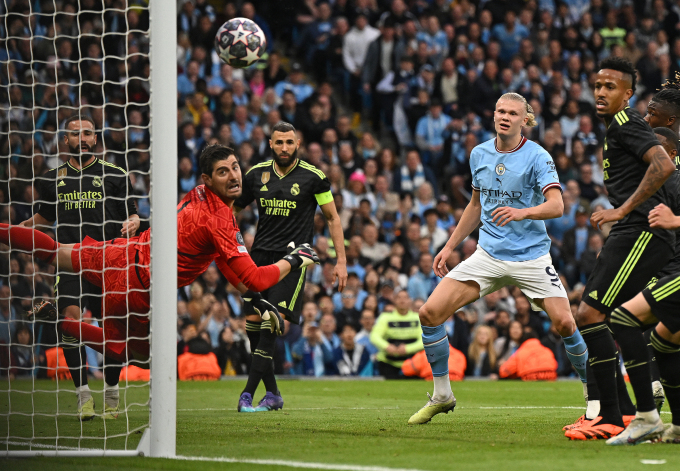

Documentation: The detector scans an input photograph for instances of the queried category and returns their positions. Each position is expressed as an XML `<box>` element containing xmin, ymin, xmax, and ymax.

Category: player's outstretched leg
<box><xmin>606</xmin><ymin>303</ymin><xmax>664</xmax><ymax>445</ymax></box>
<box><xmin>29</xmin><ymin>301</ymin><xmax>128</xmax><ymax>363</ymax></box>
<box><xmin>408</xmin><ymin>279</ymin><xmax>478</xmax><ymax>425</ymax></box>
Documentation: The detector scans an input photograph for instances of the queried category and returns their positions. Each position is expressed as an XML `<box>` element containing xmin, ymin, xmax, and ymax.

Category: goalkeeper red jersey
<box><xmin>136</xmin><ymin>184</ymin><xmax>249</xmax><ymax>288</ymax></box>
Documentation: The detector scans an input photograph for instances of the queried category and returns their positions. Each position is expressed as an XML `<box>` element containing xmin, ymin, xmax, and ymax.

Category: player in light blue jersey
<box><xmin>408</xmin><ymin>93</ymin><xmax>589</xmax><ymax>425</ymax></box>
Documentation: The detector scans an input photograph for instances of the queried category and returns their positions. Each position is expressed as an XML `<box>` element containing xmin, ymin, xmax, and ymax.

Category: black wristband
<box><xmin>243</xmin><ymin>290</ymin><xmax>262</xmax><ymax>301</ymax></box>
<box><xmin>282</xmin><ymin>254</ymin><xmax>302</xmax><ymax>271</ymax></box>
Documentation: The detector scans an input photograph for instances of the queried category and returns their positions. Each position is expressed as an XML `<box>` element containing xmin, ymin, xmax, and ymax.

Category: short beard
<box><xmin>273</xmin><ymin>147</ymin><xmax>298</xmax><ymax>169</ymax></box>
<box><xmin>68</xmin><ymin>144</ymin><xmax>93</xmax><ymax>162</ymax></box>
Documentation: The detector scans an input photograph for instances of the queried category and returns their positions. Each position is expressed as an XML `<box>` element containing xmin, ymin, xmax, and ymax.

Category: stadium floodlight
<box><xmin>0</xmin><ymin>0</ymin><xmax>176</xmax><ymax>458</ymax></box>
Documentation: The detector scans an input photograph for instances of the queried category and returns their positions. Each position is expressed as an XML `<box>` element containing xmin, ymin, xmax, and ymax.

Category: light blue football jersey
<box><xmin>470</xmin><ymin>136</ymin><xmax>562</xmax><ymax>262</ymax></box>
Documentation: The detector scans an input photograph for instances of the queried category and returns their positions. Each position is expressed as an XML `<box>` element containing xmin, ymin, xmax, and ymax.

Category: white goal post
<box><xmin>1</xmin><ymin>0</ymin><xmax>176</xmax><ymax>458</ymax></box>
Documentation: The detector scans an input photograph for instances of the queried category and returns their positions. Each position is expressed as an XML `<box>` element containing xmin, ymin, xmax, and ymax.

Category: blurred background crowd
<box><xmin>1</xmin><ymin>0</ymin><xmax>679</xmax><ymax>379</ymax></box>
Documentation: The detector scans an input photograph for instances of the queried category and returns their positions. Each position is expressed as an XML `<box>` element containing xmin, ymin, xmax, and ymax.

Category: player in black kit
<box><xmin>603</xmin><ymin>130</ymin><xmax>680</xmax><ymax>445</ymax></box>
<box><xmin>565</xmin><ymin>58</ymin><xmax>677</xmax><ymax>441</ymax></box>
<box><xmin>21</xmin><ymin>114</ymin><xmax>139</xmax><ymax>420</ymax></box>
<box><xmin>234</xmin><ymin>121</ymin><xmax>348</xmax><ymax>412</ymax></box>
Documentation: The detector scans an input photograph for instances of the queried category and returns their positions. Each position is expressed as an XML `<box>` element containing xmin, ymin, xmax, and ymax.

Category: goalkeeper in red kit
<box><xmin>0</xmin><ymin>144</ymin><xmax>319</xmax><ymax>367</ymax></box>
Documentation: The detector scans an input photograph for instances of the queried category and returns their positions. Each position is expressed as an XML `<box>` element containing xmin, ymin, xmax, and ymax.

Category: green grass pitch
<box><xmin>1</xmin><ymin>379</ymin><xmax>677</xmax><ymax>470</ymax></box>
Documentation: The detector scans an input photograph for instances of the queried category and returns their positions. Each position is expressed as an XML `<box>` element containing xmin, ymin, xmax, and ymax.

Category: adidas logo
<box><xmin>57</xmin><ymin>180</ymin><xmax>66</xmax><ymax>187</ymax></box>
<box><xmin>589</xmin><ymin>291</ymin><xmax>598</xmax><ymax>300</ymax></box>
<box><xmin>261</xmin><ymin>185</ymin><xmax>268</xmax><ymax>191</ymax></box>
<box><xmin>278</xmin><ymin>301</ymin><xmax>287</xmax><ymax>308</ymax></box>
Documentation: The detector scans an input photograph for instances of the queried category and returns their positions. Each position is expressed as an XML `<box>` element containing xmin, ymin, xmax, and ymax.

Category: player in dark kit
<box><xmin>234</xmin><ymin>121</ymin><xmax>348</xmax><ymax>412</ymax></box>
<box><xmin>565</xmin><ymin>58</ymin><xmax>677</xmax><ymax>440</ymax></box>
<box><xmin>604</xmin><ymin>130</ymin><xmax>680</xmax><ymax>445</ymax></box>
<box><xmin>20</xmin><ymin>114</ymin><xmax>139</xmax><ymax>421</ymax></box>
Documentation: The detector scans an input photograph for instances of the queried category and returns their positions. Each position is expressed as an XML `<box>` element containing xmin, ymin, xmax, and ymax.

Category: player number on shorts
<box><xmin>545</xmin><ymin>266</ymin><xmax>562</xmax><ymax>289</ymax></box>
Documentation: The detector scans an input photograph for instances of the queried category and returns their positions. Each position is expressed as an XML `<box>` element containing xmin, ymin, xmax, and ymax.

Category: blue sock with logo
<box><xmin>563</xmin><ymin>329</ymin><xmax>588</xmax><ymax>383</ymax></box>
<box><xmin>422</xmin><ymin>324</ymin><xmax>451</xmax><ymax>400</ymax></box>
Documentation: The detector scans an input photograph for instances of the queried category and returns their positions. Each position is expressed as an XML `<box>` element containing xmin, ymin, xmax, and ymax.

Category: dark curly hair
<box><xmin>652</xmin><ymin>72</ymin><xmax>680</xmax><ymax>115</ymax></box>
<box><xmin>598</xmin><ymin>57</ymin><xmax>637</xmax><ymax>93</ymax></box>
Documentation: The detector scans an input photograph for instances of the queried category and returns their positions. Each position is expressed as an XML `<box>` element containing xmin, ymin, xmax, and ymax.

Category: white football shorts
<box><xmin>445</xmin><ymin>247</ymin><xmax>567</xmax><ymax>309</ymax></box>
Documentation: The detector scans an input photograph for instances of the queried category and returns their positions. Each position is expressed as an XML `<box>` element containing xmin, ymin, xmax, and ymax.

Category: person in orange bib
<box><xmin>498</xmin><ymin>330</ymin><xmax>558</xmax><ymax>381</ymax></box>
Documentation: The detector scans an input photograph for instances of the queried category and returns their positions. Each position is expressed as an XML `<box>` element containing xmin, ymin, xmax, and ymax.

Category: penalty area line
<box><xmin>175</xmin><ymin>455</ymin><xmax>427</xmax><ymax>471</ymax></box>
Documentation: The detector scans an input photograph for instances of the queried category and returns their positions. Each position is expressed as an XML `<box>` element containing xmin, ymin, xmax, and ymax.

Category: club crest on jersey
<box><xmin>92</xmin><ymin>176</ymin><xmax>102</xmax><ymax>187</ymax></box>
<box><xmin>261</xmin><ymin>172</ymin><xmax>270</xmax><ymax>184</ymax></box>
<box><xmin>58</xmin><ymin>168</ymin><xmax>67</xmax><ymax>178</ymax></box>
<box><xmin>291</xmin><ymin>183</ymin><xmax>300</xmax><ymax>196</ymax></box>
<box><xmin>495</xmin><ymin>164</ymin><xmax>506</xmax><ymax>176</ymax></box>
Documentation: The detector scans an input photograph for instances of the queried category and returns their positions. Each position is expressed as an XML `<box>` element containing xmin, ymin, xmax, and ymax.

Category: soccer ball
<box><xmin>215</xmin><ymin>17</ymin><xmax>267</xmax><ymax>69</ymax></box>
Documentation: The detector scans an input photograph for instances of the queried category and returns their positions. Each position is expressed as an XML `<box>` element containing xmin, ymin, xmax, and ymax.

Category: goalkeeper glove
<box><xmin>242</xmin><ymin>290</ymin><xmax>284</xmax><ymax>335</ymax></box>
<box><xmin>282</xmin><ymin>243</ymin><xmax>320</xmax><ymax>271</ymax></box>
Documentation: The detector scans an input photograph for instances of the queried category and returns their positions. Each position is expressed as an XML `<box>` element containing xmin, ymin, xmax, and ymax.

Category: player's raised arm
<box><xmin>433</xmin><ymin>189</ymin><xmax>482</xmax><ymax>277</ymax></box>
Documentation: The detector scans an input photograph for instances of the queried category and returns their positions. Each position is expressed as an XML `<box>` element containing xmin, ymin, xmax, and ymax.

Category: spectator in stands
<box><xmin>214</xmin><ymin>325</ymin><xmax>249</xmax><ymax>375</ymax></box>
<box><xmin>407</xmin><ymin>252</ymin><xmax>438</xmax><ymax>303</ymax></box>
<box><xmin>355</xmin><ymin>309</ymin><xmax>378</xmax><ymax>356</ymax></box>
<box><xmin>394</xmin><ymin>149</ymin><xmax>437</xmax><ymax>194</ymax></box>
<box><xmin>415</xmin><ymin>99</ymin><xmax>451</xmax><ymax>167</ymax></box>
<box><xmin>334</xmin><ymin>323</ymin><xmax>373</xmax><ymax>376</ymax></box>
<box><xmin>292</xmin><ymin>321</ymin><xmax>329</xmax><ymax>376</ymax></box>
<box><xmin>230</xmin><ymin>105</ymin><xmax>253</xmax><ymax>146</ymax></box>
<box><xmin>495</xmin><ymin>320</ymin><xmax>523</xmax><ymax>366</ymax></box>
<box><xmin>343</xmin><ymin>13</ymin><xmax>381</xmax><ymax>123</ymax></box>
<box><xmin>562</xmin><ymin>205</ymin><xmax>598</xmax><ymax>286</ymax></box>
<box><xmin>360</xmin><ymin>224</ymin><xmax>390</xmax><ymax>264</ymax></box>
<box><xmin>370</xmin><ymin>289</ymin><xmax>423</xmax><ymax>379</ymax></box>
<box><xmin>498</xmin><ymin>330</ymin><xmax>558</xmax><ymax>381</ymax></box>
<box><xmin>274</xmin><ymin>62</ymin><xmax>314</xmax><ymax>103</ymax></box>
<box><xmin>466</xmin><ymin>325</ymin><xmax>497</xmax><ymax>378</ymax></box>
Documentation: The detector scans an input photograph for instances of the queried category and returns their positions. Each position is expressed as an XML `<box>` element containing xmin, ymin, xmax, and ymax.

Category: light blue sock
<box><xmin>421</xmin><ymin>325</ymin><xmax>449</xmax><ymax>377</ymax></box>
<box><xmin>563</xmin><ymin>329</ymin><xmax>588</xmax><ymax>383</ymax></box>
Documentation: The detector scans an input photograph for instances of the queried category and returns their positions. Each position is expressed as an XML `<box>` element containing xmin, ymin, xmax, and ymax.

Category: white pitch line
<box><xmin>1</xmin><ymin>441</ymin><xmax>426</xmax><ymax>471</ymax></box>
<box><xmin>174</xmin><ymin>455</ymin><xmax>426</xmax><ymax>471</ymax></box>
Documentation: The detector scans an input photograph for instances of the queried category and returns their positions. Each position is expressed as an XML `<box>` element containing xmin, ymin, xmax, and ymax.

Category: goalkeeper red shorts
<box><xmin>72</xmin><ymin>236</ymin><xmax>151</xmax><ymax>359</ymax></box>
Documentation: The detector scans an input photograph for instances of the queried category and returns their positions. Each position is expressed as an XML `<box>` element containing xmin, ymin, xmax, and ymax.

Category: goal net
<box><xmin>0</xmin><ymin>0</ymin><xmax>176</xmax><ymax>457</ymax></box>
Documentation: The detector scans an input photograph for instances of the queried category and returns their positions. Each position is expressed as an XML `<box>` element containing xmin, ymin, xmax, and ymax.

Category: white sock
<box><xmin>105</xmin><ymin>383</ymin><xmax>119</xmax><ymax>398</ymax></box>
<box><xmin>582</xmin><ymin>382</ymin><xmax>588</xmax><ymax>402</ymax></box>
<box><xmin>585</xmin><ymin>400</ymin><xmax>600</xmax><ymax>420</ymax></box>
<box><xmin>636</xmin><ymin>409</ymin><xmax>660</xmax><ymax>423</ymax></box>
<box><xmin>671</xmin><ymin>424</ymin><xmax>680</xmax><ymax>434</ymax></box>
<box><xmin>76</xmin><ymin>385</ymin><xmax>92</xmax><ymax>405</ymax></box>
<box><xmin>652</xmin><ymin>380</ymin><xmax>663</xmax><ymax>392</ymax></box>
<box><xmin>432</xmin><ymin>376</ymin><xmax>452</xmax><ymax>401</ymax></box>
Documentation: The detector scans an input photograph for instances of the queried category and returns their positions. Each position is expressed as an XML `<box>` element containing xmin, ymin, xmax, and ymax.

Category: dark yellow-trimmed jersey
<box><xmin>602</xmin><ymin>106</ymin><xmax>675</xmax><ymax>247</ymax></box>
<box><xmin>36</xmin><ymin>158</ymin><xmax>136</xmax><ymax>243</ymax></box>
<box><xmin>235</xmin><ymin>159</ymin><xmax>333</xmax><ymax>252</ymax></box>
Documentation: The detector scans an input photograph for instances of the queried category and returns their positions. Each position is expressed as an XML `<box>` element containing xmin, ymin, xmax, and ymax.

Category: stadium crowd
<box><xmin>2</xmin><ymin>0</ymin><xmax>680</xmax><ymax>379</ymax></box>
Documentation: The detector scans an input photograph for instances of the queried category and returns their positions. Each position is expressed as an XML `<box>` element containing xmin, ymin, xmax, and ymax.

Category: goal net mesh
<box><xmin>0</xmin><ymin>0</ymin><xmax>152</xmax><ymax>452</ymax></box>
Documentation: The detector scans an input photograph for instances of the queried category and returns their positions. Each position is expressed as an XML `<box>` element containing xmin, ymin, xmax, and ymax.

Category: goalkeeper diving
<box><xmin>1</xmin><ymin>144</ymin><xmax>320</xmax><ymax>372</ymax></box>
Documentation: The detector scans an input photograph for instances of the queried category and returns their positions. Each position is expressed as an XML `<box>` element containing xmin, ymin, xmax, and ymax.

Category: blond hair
<box><xmin>499</xmin><ymin>92</ymin><xmax>537</xmax><ymax>127</ymax></box>
<box><xmin>468</xmin><ymin>325</ymin><xmax>497</xmax><ymax>371</ymax></box>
